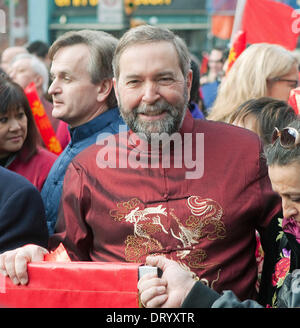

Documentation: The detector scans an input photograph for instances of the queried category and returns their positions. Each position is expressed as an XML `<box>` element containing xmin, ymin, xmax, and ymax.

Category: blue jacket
<box><xmin>0</xmin><ymin>167</ymin><xmax>48</xmax><ymax>252</ymax></box>
<box><xmin>41</xmin><ymin>107</ymin><xmax>126</xmax><ymax>234</ymax></box>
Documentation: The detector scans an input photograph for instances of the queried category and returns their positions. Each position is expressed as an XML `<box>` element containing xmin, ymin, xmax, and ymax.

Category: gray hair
<box><xmin>49</xmin><ymin>29</ymin><xmax>118</xmax><ymax>108</ymax></box>
<box><xmin>264</xmin><ymin>118</ymin><xmax>300</xmax><ymax>166</ymax></box>
<box><xmin>12</xmin><ymin>53</ymin><xmax>49</xmax><ymax>93</ymax></box>
<box><xmin>112</xmin><ymin>25</ymin><xmax>191</xmax><ymax>81</ymax></box>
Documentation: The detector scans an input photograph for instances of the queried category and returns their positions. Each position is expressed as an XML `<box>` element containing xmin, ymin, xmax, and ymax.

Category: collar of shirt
<box><xmin>68</xmin><ymin>107</ymin><xmax>121</xmax><ymax>145</ymax></box>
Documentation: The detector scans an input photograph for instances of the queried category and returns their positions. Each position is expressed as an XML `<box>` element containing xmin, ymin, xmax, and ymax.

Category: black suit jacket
<box><xmin>0</xmin><ymin>167</ymin><xmax>48</xmax><ymax>252</ymax></box>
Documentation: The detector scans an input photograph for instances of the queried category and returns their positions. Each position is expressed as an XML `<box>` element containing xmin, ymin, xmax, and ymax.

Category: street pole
<box><xmin>9</xmin><ymin>0</ymin><xmax>15</xmax><ymax>46</ymax></box>
<box><xmin>230</xmin><ymin>0</ymin><xmax>246</xmax><ymax>46</ymax></box>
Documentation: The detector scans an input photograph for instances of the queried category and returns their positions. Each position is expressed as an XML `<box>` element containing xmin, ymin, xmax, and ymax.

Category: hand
<box><xmin>0</xmin><ymin>244</ymin><xmax>48</xmax><ymax>285</ymax></box>
<box><xmin>138</xmin><ymin>255</ymin><xmax>197</xmax><ymax>308</ymax></box>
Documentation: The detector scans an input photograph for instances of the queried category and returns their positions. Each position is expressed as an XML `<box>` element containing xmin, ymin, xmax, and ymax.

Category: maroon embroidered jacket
<box><xmin>50</xmin><ymin>111</ymin><xmax>281</xmax><ymax>301</ymax></box>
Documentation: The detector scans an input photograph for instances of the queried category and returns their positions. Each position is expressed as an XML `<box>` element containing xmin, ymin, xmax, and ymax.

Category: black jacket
<box><xmin>0</xmin><ymin>167</ymin><xmax>48</xmax><ymax>252</ymax></box>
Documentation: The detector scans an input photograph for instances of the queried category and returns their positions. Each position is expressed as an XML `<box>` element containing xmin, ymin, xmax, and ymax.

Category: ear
<box><xmin>34</xmin><ymin>75</ymin><xmax>44</xmax><ymax>91</ymax></box>
<box><xmin>96</xmin><ymin>79</ymin><xmax>113</xmax><ymax>103</ymax></box>
<box><xmin>186</xmin><ymin>69</ymin><xmax>193</xmax><ymax>101</ymax></box>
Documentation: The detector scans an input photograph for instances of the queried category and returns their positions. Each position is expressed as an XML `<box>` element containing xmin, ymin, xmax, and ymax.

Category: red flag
<box><xmin>288</xmin><ymin>87</ymin><xmax>300</xmax><ymax>114</ymax></box>
<box><xmin>242</xmin><ymin>0</ymin><xmax>299</xmax><ymax>50</ymax></box>
<box><xmin>211</xmin><ymin>15</ymin><xmax>235</xmax><ymax>40</ymax></box>
<box><xmin>200</xmin><ymin>52</ymin><xmax>209</xmax><ymax>76</ymax></box>
<box><xmin>226</xmin><ymin>30</ymin><xmax>247</xmax><ymax>74</ymax></box>
<box><xmin>44</xmin><ymin>243</ymin><xmax>71</xmax><ymax>262</ymax></box>
<box><xmin>24</xmin><ymin>82</ymin><xmax>62</xmax><ymax>155</ymax></box>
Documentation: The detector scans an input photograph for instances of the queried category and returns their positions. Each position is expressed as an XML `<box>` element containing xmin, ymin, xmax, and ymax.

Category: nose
<box><xmin>282</xmin><ymin>197</ymin><xmax>298</xmax><ymax>219</ymax></box>
<box><xmin>9</xmin><ymin>68</ymin><xmax>16</xmax><ymax>80</ymax></box>
<box><xmin>8</xmin><ymin>118</ymin><xmax>21</xmax><ymax>131</ymax></box>
<box><xmin>141</xmin><ymin>82</ymin><xmax>160</xmax><ymax>104</ymax></box>
<box><xmin>48</xmin><ymin>78</ymin><xmax>61</xmax><ymax>95</ymax></box>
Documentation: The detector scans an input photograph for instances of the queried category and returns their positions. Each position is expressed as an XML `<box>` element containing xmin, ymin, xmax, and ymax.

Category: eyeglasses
<box><xmin>271</xmin><ymin>78</ymin><xmax>299</xmax><ymax>88</ymax></box>
<box><xmin>272</xmin><ymin>127</ymin><xmax>300</xmax><ymax>148</ymax></box>
<box><xmin>208</xmin><ymin>59</ymin><xmax>223</xmax><ymax>64</ymax></box>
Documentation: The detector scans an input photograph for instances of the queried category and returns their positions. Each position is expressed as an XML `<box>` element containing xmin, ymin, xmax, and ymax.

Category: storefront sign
<box><xmin>54</xmin><ymin>0</ymin><xmax>172</xmax><ymax>7</ymax></box>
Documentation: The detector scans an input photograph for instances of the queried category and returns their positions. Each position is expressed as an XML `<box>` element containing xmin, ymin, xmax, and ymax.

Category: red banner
<box><xmin>0</xmin><ymin>261</ymin><xmax>141</xmax><ymax>308</ymax></box>
<box><xmin>226</xmin><ymin>30</ymin><xmax>247</xmax><ymax>74</ymax></box>
<box><xmin>288</xmin><ymin>87</ymin><xmax>300</xmax><ymax>114</ymax></box>
<box><xmin>24</xmin><ymin>82</ymin><xmax>62</xmax><ymax>155</ymax></box>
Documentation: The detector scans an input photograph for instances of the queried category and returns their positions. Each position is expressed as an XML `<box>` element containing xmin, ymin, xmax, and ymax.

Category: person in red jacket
<box><xmin>0</xmin><ymin>76</ymin><xmax>57</xmax><ymax>191</ymax></box>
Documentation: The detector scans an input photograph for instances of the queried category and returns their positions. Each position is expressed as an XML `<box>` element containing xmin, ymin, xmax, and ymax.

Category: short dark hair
<box><xmin>264</xmin><ymin>118</ymin><xmax>300</xmax><ymax>166</ymax></box>
<box><xmin>27</xmin><ymin>40</ymin><xmax>49</xmax><ymax>58</ymax></box>
<box><xmin>0</xmin><ymin>75</ymin><xmax>39</xmax><ymax>162</ymax></box>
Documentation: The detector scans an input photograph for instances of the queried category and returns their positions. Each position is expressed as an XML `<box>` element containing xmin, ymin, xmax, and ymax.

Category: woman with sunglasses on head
<box><xmin>208</xmin><ymin>43</ymin><xmax>299</xmax><ymax>123</ymax></box>
<box><xmin>138</xmin><ymin>120</ymin><xmax>300</xmax><ymax>308</ymax></box>
<box><xmin>0</xmin><ymin>75</ymin><xmax>57</xmax><ymax>192</ymax></box>
<box><xmin>230</xmin><ymin>98</ymin><xmax>297</xmax><ymax>293</ymax></box>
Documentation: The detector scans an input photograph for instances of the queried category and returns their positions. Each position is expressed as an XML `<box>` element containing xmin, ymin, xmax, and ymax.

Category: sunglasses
<box><xmin>272</xmin><ymin>127</ymin><xmax>300</xmax><ymax>148</ymax></box>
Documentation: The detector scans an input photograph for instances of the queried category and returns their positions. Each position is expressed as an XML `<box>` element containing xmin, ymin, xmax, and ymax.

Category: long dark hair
<box><xmin>0</xmin><ymin>75</ymin><xmax>39</xmax><ymax>161</ymax></box>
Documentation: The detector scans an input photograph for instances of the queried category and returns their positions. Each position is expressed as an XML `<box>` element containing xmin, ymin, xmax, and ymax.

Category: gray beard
<box><xmin>120</xmin><ymin>88</ymin><xmax>188</xmax><ymax>143</ymax></box>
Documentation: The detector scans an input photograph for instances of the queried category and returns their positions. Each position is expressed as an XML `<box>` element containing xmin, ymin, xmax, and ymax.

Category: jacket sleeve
<box><xmin>0</xmin><ymin>184</ymin><xmax>48</xmax><ymax>252</ymax></box>
<box><xmin>182</xmin><ymin>282</ymin><xmax>263</xmax><ymax>308</ymax></box>
<box><xmin>277</xmin><ymin>271</ymin><xmax>300</xmax><ymax>308</ymax></box>
<box><xmin>49</xmin><ymin>161</ymin><xmax>93</xmax><ymax>261</ymax></box>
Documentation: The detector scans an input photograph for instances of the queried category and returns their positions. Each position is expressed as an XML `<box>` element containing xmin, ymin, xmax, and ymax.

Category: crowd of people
<box><xmin>0</xmin><ymin>24</ymin><xmax>299</xmax><ymax>309</ymax></box>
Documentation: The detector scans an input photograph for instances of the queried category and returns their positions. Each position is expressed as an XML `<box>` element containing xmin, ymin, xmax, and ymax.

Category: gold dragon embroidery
<box><xmin>110</xmin><ymin>196</ymin><xmax>226</xmax><ymax>273</ymax></box>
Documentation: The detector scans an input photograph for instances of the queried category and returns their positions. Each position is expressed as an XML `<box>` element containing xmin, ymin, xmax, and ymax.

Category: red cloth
<box><xmin>288</xmin><ymin>87</ymin><xmax>300</xmax><ymax>114</ymax></box>
<box><xmin>242</xmin><ymin>0</ymin><xmax>299</xmax><ymax>50</ymax></box>
<box><xmin>50</xmin><ymin>111</ymin><xmax>281</xmax><ymax>301</ymax></box>
<box><xmin>24</xmin><ymin>83</ymin><xmax>62</xmax><ymax>155</ymax></box>
<box><xmin>0</xmin><ymin>261</ymin><xmax>140</xmax><ymax>308</ymax></box>
<box><xmin>56</xmin><ymin>121</ymin><xmax>71</xmax><ymax>151</ymax></box>
<box><xmin>8</xmin><ymin>146</ymin><xmax>57</xmax><ymax>192</ymax></box>
<box><xmin>41</xmin><ymin>97</ymin><xmax>60</xmax><ymax>133</ymax></box>
<box><xmin>226</xmin><ymin>30</ymin><xmax>246</xmax><ymax>74</ymax></box>
<box><xmin>211</xmin><ymin>15</ymin><xmax>235</xmax><ymax>40</ymax></box>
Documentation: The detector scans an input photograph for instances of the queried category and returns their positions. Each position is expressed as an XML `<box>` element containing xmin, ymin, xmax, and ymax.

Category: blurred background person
<box><xmin>27</xmin><ymin>40</ymin><xmax>51</xmax><ymax>69</ymax></box>
<box><xmin>0</xmin><ymin>76</ymin><xmax>57</xmax><ymax>191</ymax></box>
<box><xmin>9</xmin><ymin>53</ymin><xmax>60</xmax><ymax>133</ymax></box>
<box><xmin>208</xmin><ymin>43</ymin><xmax>299</xmax><ymax>123</ymax></box>
<box><xmin>0</xmin><ymin>46</ymin><xmax>27</xmax><ymax>74</ymax></box>
<box><xmin>200</xmin><ymin>47</ymin><xmax>225</xmax><ymax>85</ymax></box>
<box><xmin>200</xmin><ymin>47</ymin><xmax>227</xmax><ymax>114</ymax></box>
<box><xmin>189</xmin><ymin>59</ymin><xmax>206</xmax><ymax>119</ymax></box>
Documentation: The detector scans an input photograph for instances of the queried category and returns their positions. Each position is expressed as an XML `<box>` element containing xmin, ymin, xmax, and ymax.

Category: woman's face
<box><xmin>268</xmin><ymin>161</ymin><xmax>300</xmax><ymax>223</ymax></box>
<box><xmin>267</xmin><ymin>63</ymin><xmax>299</xmax><ymax>102</ymax></box>
<box><xmin>0</xmin><ymin>107</ymin><xmax>28</xmax><ymax>158</ymax></box>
